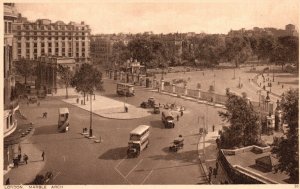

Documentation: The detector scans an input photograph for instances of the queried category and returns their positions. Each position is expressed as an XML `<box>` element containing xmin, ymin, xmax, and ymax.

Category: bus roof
<box><xmin>59</xmin><ymin>108</ymin><xmax>69</xmax><ymax>114</ymax></box>
<box><xmin>130</xmin><ymin>125</ymin><xmax>150</xmax><ymax>135</ymax></box>
<box><xmin>117</xmin><ymin>82</ymin><xmax>134</xmax><ymax>87</ymax></box>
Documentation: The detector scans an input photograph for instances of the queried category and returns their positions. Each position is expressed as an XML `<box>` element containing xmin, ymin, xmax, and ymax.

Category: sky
<box><xmin>14</xmin><ymin>0</ymin><xmax>299</xmax><ymax>34</ymax></box>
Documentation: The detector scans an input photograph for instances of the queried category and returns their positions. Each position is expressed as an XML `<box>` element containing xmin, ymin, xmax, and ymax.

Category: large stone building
<box><xmin>4</xmin><ymin>3</ymin><xmax>19</xmax><ymax>137</ymax></box>
<box><xmin>12</xmin><ymin>15</ymin><xmax>91</xmax><ymax>62</ymax></box>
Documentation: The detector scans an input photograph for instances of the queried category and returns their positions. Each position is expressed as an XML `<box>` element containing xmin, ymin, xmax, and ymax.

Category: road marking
<box><xmin>53</xmin><ymin>171</ymin><xmax>61</xmax><ymax>180</ymax></box>
<box><xmin>125</xmin><ymin>158</ymin><xmax>144</xmax><ymax>178</ymax></box>
<box><xmin>141</xmin><ymin>169</ymin><xmax>154</xmax><ymax>185</ymax></box>
<box><xmin>115</xmin><ymin>157</ymin><xmax>126</xmax><ymax>169</ymax></box>
<box><xmin>114</xmin><ymin>166</ymin><xmax>131</xmax><ymax>184</ymax></box>
<box><xmin>114</xmin><ymin>156</ymin><xmax>131</xmax><ymax>184</ymax></box>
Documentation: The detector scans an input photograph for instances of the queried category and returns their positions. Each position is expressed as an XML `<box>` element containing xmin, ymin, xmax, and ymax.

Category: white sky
<box><xmin>14</xmin><ymin>0</ymin><xmax>299</xmax><ymax>34</ymax></box>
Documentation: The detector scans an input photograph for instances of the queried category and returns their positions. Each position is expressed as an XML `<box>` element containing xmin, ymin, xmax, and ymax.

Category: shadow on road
<box><xmin>98</xmin><ymin>146</ymin><xmax>127</xmax><ymax>160</ymax></box>
<box><xmin>149</xmin><ymin>120</ymin><xmax>164</xmax><ymax>129</ymax></box>
<box><xmin>149</xmin><ymin>147</ymin><xmax>199</xmax><ymax>164</ymax></box>
<box><xmin>33</xmin><ymin>125</ymin><xmax>60</xmax><ymax>135</ymax></box>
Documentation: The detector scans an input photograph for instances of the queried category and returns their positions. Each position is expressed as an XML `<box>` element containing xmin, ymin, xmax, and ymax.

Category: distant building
<box><xmin>285</xmin><ymin>24</ymin><xmax>298</xmax><ymax>36</ymax></box>
<box><xmin>12</xmin><ymin>15</ymin><xmax>91</xmax><ymax>62</ymax></box>
<box><xmin>90</xmin><ymin>35</ymin><xmax>111</xmax><ymax>65</ymax></box>
<box><xmin>4</xmin><ymin>3</ymin><xmax>19</xmax><ymax>137</ymax></box>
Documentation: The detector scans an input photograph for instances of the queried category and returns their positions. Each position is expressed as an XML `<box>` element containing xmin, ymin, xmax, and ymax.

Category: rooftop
<box><xmin>224</xmin><ymin>148</ymin><xmax>290</xmax><ymax>183</ymax></box>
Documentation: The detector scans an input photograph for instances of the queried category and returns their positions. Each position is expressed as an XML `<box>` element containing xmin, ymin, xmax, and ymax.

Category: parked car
<box><xmin>140</xmin><ymin>97</ymin><xmax>156</xmax><ymax>108</ymax></box>
<box><xmin>27</xmin><ymin>95</ymin><xmax>38</xmax><ymax>104</ymax></box>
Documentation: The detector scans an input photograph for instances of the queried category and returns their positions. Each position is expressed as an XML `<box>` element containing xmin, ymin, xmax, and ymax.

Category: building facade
<box><xmin>12</xmin><ymin>16</ymin><xmax>91</xmax><ymax>62</ymax></box>
<box><xmin>90</xmin><ymin>35</ymin><xmax>111</xmax><ymax>65</ymax></box>
<box><xmin>4</xmin><ymin>3</ymin><xmax>19</xmax><ymax>137</ymax></box>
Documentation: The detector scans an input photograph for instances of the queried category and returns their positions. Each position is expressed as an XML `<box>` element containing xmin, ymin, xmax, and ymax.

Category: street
<box><xmin>15</xmin><ymin>78</ymin><xmax>224</xmax><ymax>184</ymax></box>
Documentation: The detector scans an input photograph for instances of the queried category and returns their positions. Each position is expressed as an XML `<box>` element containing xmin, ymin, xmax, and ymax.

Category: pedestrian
<box><xmin>27</xmin><ymin>101</ymin><xmax>29</xmax><ymax>106</ymax></box>
<box><xmin>41</xmin><ymin>151</ymin><xmax>45</xmax><ymax>161</ymax></box>
<box><xmin>13</xmin><ymin>158</ymin><xmax>18</xmax><ymax>168</ymax></box>
<box><xmin>37</xmin><ymin>101</ymin><xmax>40</xmax><ymax>106</ymax></box>
<box><xmin>5</xmin><ymin>178</ymin><xmax>10</xmax><ymax>185</ymax></box>
<box><xmin>18</xmin><ymin>144</ymin><xmax>22</xmax><ymax>154</ymax></box>
<box><xmin>177</xmin><ymin>114</ymin><xmax>179</xmax><ymax>121</ymax></box>
<box><xmin>216</xmin><ymin>137</ymin><xmax>220</xmax><ymax>149</ymax></box>
<box><xmin>216</xmin><ymin>161</ymin><xmax>219</xmax><ymax>172</ymax></box>
<box><xmin>212</xmin><ymin>125</ymin><xmax>215</xmax><ymax>132</ymax></box>
<box><xmin>180</xmin><ymin>110</ymin><xmax>183</xmax><ymax>117</ymax></box>
<box><xmin>213</xmin><ymin>167</ymin><xmax>217</xmax><ymax>178</ymax></box>
<box><xmin>208</xmin><ymin>172</ymin><xmax>212</xmax><ymax>183</ymax></box>
<box><xmin>17</xmin><ymin>154</ymin><xmax>22</xmax><ymax>162</ymax></box>
<box><xmin>23</xmin><ymin>154</ymin><xmax>28</xmax><ymax>164</ymax></box>
<box><xmin>209</xmin><ymin>166</ymin><xmax>213</xmax><ymax>174</ymax></box>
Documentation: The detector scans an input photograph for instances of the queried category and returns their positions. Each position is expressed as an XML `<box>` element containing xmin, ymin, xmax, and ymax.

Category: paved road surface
<box><xmin>20</xmin><ymin>79</ymin><xmax>224</xmax><ymax>184</ymax></box>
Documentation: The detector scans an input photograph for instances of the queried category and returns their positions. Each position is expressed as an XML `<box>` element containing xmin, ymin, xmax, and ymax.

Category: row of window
<box><xmin>17</xmin><ymin>42</ymin><xmax>86</xmax><ymax>48</ymax></box>
<box><xmin>19</xmin><ymin>25</ymin><xmax>87</xmax><ymax>31</ymax></box>
<box><xmin>17</xmin><ymin>36</ymin><xmax>87</xmax><ymax>41</ymax></box>
<box><xmin>19</xmin><ymin>52</ymin><xmax>85</xmax><ymax>59</ymax></box>
<box><xmin>16</xmin><ymin>32</ymin><xmax>87</xmax><ymax>36</ymax></box>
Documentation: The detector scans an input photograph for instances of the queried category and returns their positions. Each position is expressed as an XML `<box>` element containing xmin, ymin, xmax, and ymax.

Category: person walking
<box><xmin>41</xmin><ymin>151</ymin><xmax>45</xmax><ymax>161</ymax></box>
<box><xmin>208</xmin><ymin>172</ymin><xmax>212</xmax><ymax>183</ymax></box>
<box><xmin>5</xmin><ymin>178</ymin><xmax>10</xmax><ymax>185</ymax></box>
<box><xmin>180</xmin><ymin>110</ymin><xmax>183</xmax><ymax>117</ymax></box>
<box><xmin>177</xmin><ymin>114</ymin><xmax>179</xmax><ymax>121</ymax></box>
<box><xmin>213</xmin><ymin>167</ymin><xmax>218</xmax><ymax>178</ymax></box>
<box><xmin>212</xmin><ymin>125</ymin><xmax>215</xmax><ymax>132</ymax></box>
<box><xmin>23</xmin><ymin>154</ymin><xmax>28</xmax><ymax>164</ymax></box>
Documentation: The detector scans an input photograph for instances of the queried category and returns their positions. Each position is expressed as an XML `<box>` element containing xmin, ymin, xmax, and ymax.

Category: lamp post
<box><xmin>272</xmin><ymin>65</ymin><xmax>275</xmax><ymax>82</ymax></box>
<box><xmin>89</xmin><ymin>93</ymin><xmax>93</xmax><ymax>137</ymax></box>
<box><xmin>265</xmin><ymin>91</ymin><xmax>271</xmax><ymax>134</ymax></box>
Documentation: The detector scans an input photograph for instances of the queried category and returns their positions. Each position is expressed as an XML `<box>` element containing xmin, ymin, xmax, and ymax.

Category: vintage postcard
<box><xmin>2</xmin><ymin>0</ymin><xmax>299</xmax><ymax>188</ymax></box>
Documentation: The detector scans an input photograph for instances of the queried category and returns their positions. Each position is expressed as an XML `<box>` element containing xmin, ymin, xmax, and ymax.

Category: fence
<box><xmin>200</xmin><ymin>91</ymin><xmax>214</xmax><ymax>102</ymax></box>
<box><xmin>175</xmin><ymin>86</ymin><xmax>185</xmax><ymax>95</ymax></box>
<box><xmin>163</xmin><ymin>85</ymin><xmax>173</xmax><ymax>93</ymax></box>
<box><xmin>187</xmin><ymin>89</ymin><xmax>198</xmax><ymax>98</ymax></box>
<box><xmin>215</xmin><ymin>94</ymin><xmax>228</xmax><ymax>105</ymax></box>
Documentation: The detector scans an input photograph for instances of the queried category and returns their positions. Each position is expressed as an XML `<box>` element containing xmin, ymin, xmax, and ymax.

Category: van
<box><xmin>161</xmin><ymin>111</ymin><xmax>175</xmax><ymax>128</ymax></box>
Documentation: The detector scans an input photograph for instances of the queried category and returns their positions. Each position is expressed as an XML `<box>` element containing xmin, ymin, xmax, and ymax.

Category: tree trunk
<box><xmin>65</xmin><ymin>86</ymin><xmax>68</xmax><ymax>99</ymax></box>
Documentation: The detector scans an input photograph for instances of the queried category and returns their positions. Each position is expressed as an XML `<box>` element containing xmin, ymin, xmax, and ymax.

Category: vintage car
<box><xmin>169</xmin><ymin>136</ymin><xmax>184</xmax><ymax>152</ymax></box>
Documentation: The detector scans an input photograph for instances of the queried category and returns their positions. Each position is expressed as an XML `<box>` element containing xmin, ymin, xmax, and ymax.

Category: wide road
<box><xmin>22</xmin><ymin>78</ymin><xmax>224</xmax><ymax>184</ymax></box>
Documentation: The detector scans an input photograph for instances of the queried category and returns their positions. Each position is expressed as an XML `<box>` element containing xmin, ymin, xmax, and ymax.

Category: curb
<box><xmin>197</xmin><ymin>134</ymin><xmax>209</xmax><ymax>184</ymax></box>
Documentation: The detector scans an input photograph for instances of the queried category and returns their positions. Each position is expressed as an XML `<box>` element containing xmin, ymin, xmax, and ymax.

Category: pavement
<box><xmin>198</xmin><ymin>131</ymin><xmax>230</xmax><ymax>184</ymax></box>
<box><xmin>4</xmin><ymin>101</ymin><xmax>46</xmax><ymax>185</ymax></box>
<box><xmin>54</xmin><ymin>88</ymin><xmax>152</xmax><ymax>120</ymax></box>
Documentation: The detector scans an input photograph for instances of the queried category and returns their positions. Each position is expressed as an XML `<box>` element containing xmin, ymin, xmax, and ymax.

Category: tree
<box><xmin>111</xmin><ymin>41</ymin><xmax>130</xmax><ymax>69</ymax></box>
<box><xmin>218</xmin><ymin>93</ymin><xmax>260</xmax><ymax>148</ymax></box>
<box><xmin>256</xmin><ymin>35</ymin><xmax>277</xmax><ymax>62</ymax></box>
<box><xmin>224</xmin><ymin>36</ymin><xmax>252</xmax><ymax>67</ymax></box>
<box><xmin>15</xmin><ymin>58</ymin><xmax>36</xmax><ymax>84</ymax></box>
<box><xmin>71</xmin><ymin>64</ymin><xmax>104</xmax><ymax>105</ymax></box>
<box><xmin>272</xmin><ymin>89</ymin><xmax>298</xmax><ymax>183</ymax></box>
<box><xmin>57</xmin><ymin>65</ymin><xmax>73</xmax><ymax>99</ymax></box>
<box><xmin>195</xmin><ymin>34</ymin><xmax>226</xmax><ymax>67</ymax></box>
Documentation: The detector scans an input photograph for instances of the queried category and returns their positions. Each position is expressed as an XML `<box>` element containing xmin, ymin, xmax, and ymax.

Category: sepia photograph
<box><xmin>2</xmin><ymin>0</ymin><xmax>299</xmax><ymax>186</ymax></box>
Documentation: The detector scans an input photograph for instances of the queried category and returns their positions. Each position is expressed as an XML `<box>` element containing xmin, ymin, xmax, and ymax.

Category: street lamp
<box><xmin>272</xmin><ymin>65</ymin><xmax>275</xmax><ymax>82</ymax></box>
<box><xmin>89</xmin><ymin>92</ymin><xmax>93</xmax><ymax>137</ymax></box>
